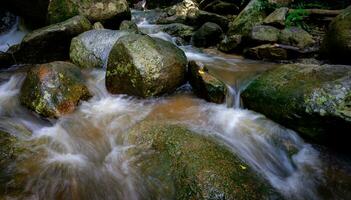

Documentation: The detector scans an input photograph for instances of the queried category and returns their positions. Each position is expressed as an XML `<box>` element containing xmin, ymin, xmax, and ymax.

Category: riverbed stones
<box><xmin>244</xmin><ymin>44</ymin><xmax>289</xmax><ymax>60</ymax></box>
<box><xmin>218</xmin><ymin>34</ymin><xmax>243</xmax><ymax>52</ymax></box>
<box><xmin>106</xmin><ymin>34</ymin><xmax>187</xmax><ymax>98</ymax></box>
<box><xmin>250</xmin><ymin>25</ymin><xmax>280</xmax><ymax>43</ymax></box>
<box><xmin>188</xmin><ymin>61</ymin><xmax>226</xmax><ymax>104</ymax></box>
<box><xmin>279</xmin><ymin>27</ymin><xmax>315</xmax><ymax>49</ymax></box>
<box><xmin>3</xmin><ymin>0</ymin><xmax>131</xmax><ymax>27</ymax></box>
<box><xmin>70</xmin><ymin>29</ymin><xmax>129</xmax><ymax>69</ymax></box>
<box><xmin>20</xmin><ymin>61</ymin><xmax>91</xmax><ymax>118</ymax></box>
<box><xmin>191</xmin><ymin>22</ymin><xmax>223</xmax><ymax>47</ymax></box>
<box><xmin>127</xmin><ymin>121</ymin><xmax>278</xmax><ymax>199</ymax></box>
<box><xmin>242</xmin><ymin>64</ymin><xmax>351</xmax><ymax>149</ymax></box>
<box><xmin>321</xmin><ymin>6</ymin><xmax>351</xmax><ymax>65</ymax></box>
<box><xmin>119</xmin><ymin>20</ymin><xmax>140</xmax><ymax>33</ymax></box>
<box><xmin>12</xmin><ymin>15</ymin><xmax>92</xmax><ymax>64</ymax></box>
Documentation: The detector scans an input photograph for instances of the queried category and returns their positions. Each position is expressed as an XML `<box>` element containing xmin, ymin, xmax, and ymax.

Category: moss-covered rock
<box><xmin>191</xmin><ymin>22</ymin><xmax>223</xmax><ymax>47</ymax></box>
<box><xmin>106</xmin><ymin>34</ymin><xmax>187</xmax><ymax>98</ymax></box>
<box><xmin>70</xmin><ymin>29</ymin><xmax>129</xmax><ymax>69</ymax></box>
<box><xmin>13</xmin><ymin>15</ymin><xmax>92</xmax><ymax>64</ymax></box>
<box><xmin>159</xmin><ymin>23</ymin><xmax>195</xmax><ymax>41</ymax></box>
<box><xmin>188</xmin><ymin>61</ymin><xmax>226</xmax><ymax>104</ymax></box>
<box><xmin>263</xmin><ymin>7</ymin><xmax>288</xmax><ymax>28</ymax></box>
<box><xmin>127</xmin><ymin>121</ymin><xmax>278</xmax><ymax>200</ymax></box>
<box><xmin>242</xmin><ymin>64</ymin><xmax>351</xmax><ymax>149</ymax></box>
<box><xmin>20</xmin><ymin>61</ymin><xmax>91</xmax><ymax>118</ymax></box>
<box><xmin>119</xmin><ymin>20</ymin><xmax>140</xmax><ymax>33</ymax></box>
<box><xmin>279</xmin><ymin>27</ymin><xmax>315</xmax><ymax>49</ymax></box>
<box><xmin>250</xmin><ymin>25</ymin><xmax>280</xmax><ymax>43</ymax></box>
<box><xmin>218</xmin><ymin>34</ymin><xmax>243</xmax><ymax>53</ymax></box>
<box><xmin>321</xmin><ymin>6</ymin><xmax>351</xmax><ymax>64</ymax></box>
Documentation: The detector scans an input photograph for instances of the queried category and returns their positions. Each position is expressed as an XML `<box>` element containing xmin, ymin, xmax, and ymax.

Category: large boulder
<box><xmin>20</xmin><ymin>61</ymin><xmax>91</xmax><ymax>118</ymax></box>
<box><xmin>250</xmin><ymin>25</ymin><xmax>280</xmax><ymax>43</ymax></box>
<box><xmin>321</xmin><ymin>6</ymin><xmax>351</xmax><ymax>64</ymax></box>
<box><xmin>70</xmin><ymin>29</ymin><xmax>129</xmax><ymax>69</ymax></box>
<box><xmin>191</xmin><ymin>22</ymin><xmax>223</xmax><ymax>47</ymax></box>
<box><xmin>279</xmin><ymin>27</ymin><xmax>315</xmax><ymax>49</ymax></box>
<box><xmin>188</xmin><ymin>61</ymin><xmax>226</xmax><ymax>104</ymax></box>
<box><xmin>11</xmin><ymin>15</ymin><xmax>92</xmax><ymax>64</ymax></box>
<box><xmin>242</xmin><ymin>64</ymin><xmax>351</xmax><ymax>150</ymax></box>
<box><xmin>3</xmin><ymin>0</ymin><xmax>130</xmax><ymax>27</ymax></box>
<box><xmin>127</xmin><ymin>121</ymin><xmax>278</xmax><ymax>199</ymax></box>
<box><xmin>106</xmin><ymin>34</ymin><xmax>187</xmax><ymax>98</ymax></box>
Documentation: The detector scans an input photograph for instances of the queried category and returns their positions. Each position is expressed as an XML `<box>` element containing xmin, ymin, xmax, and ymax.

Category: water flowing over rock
<box><xmin>321</xmin><ymin>6</ymin><xmax>351</xmax><ymax>64</ymax></box>
<box><xmin>20</xmin><ymin>61</ymin><xmax>91</xmax><ymax>118</ymax></box>
<box><xmin>127</xmin><ymin>121</ymin><xmax>279</xmax><ymax>199</ymax></box>
<box><xmin>3</xmin><ymin>0</ymin><xmax>131</xmax><ymax>28</ymax></box>
<box><xmin>106</xmin><ymin>34</ymin><xmax>187</xmax><ymax>97</ymax></box>
<box><xmin>10</xmin><ymin>15</ymin><xmax>92</xmax><ymax>65</ymax></box>
<box><xmin>70</xmin><ymin>29</ymin><xmax>129</xmax><ymax>69</ymax></box>
<box><xmin>242</xmin><ymin>64</ymin><xmax>351</xmax><ymax>151</ymax></box>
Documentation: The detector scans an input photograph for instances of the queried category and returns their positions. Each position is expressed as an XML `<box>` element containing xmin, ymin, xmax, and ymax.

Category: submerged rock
<box><xmin>191</xmin><ymin>22</ymin><xmax>223</xmax><ymax>47</ymax></box>
<box><xmin>321</xmin><ymin>6</ymin><xmax>351</xmax><ymax>65</ymax></box>
<box><xmin>20</xmin><ymin>61</ymin><xmax>91</xmax><ymax>118</ymax></box>
<box><xmin>242</xmin><ymin>64</ymin><xmax>351</xmax><ymax>150</ymax></box>
<box><xmin>70</xmin><ymin>29</ymin><xmax>129</xmax><ymax>69</ymax></box>
<box><xmin>3</xmin><ymin>0</ymin><xmax>131</xmax><ymax>28</ymax></box>
<box><xmin>106</xmin><ymin>34</ymin><xmax>187</xmax><ymax>98</ymax></box>
<box><xmin>12</xmin><ymin>15</ymin><xmax>92</xmax><ymax>64</ymax></box>
<box><xmin>188</xmin><ymin>61</ymin><xmax>226</xmax><ymax>104</ymax></box>
<box><xmin>127</xmin><ymin>121</ymin><xmax>278</xmax><ymax>200</ymax></box>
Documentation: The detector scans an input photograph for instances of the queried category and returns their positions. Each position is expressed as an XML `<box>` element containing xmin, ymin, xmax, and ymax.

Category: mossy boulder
<box><xmin>218</xmin><ymin>34</ymin><xmax>243</xmax><ymax>53</ymax></box>
<box><xmin>191</xmin><ymin>22</ymin><xmax>223</xmax><ymax>47</ymax></box>
<box><xmin>278</xmin><ymin>27</ymin><xmax>315</xmax><ymax>49</ymax></box>
<box><xmin>13</xmin><ymin>15</ymin><xmax>92</xmax><ymax>64</ymax></box>
<box><xmin>263</xmin><ymin>7</ymin><xmax>288</xmax><ymax>28</ymax></box>
<box><xmin>106</xmin><ymin>34</ymin><xmax>187</xmax><ymax>98</ymax></box>
<box><xmin>119</xmin><ymin>20</ymin><xmax>140</xmax><ymax>33</ymax></box>
<box><xmin>250</xmin><ymin>25</ymin><xmax>280</xmax><ymax>43</ymax></box>
<box><xmin>3</xmin><ymin>0</ymin><xmax>130</xmax><ymax>28</ymax></box>
<box><xmin>188</xmin><ymin>61</ymin><xmax>226</xmax><ymax>104</ymax></box>
<box><xmin>321</xmin><ymin>6</ymin><xmax>351</xmax><ymax>64</ymax></box>
<box><xmin>242</xmin><ymin>64</ymin><xmax>351</xmax><ymax>150</ymax></box>
<box><xmin>127</xmin><ymin>121</ymin><xmax>278</xmax><ymax>200</ymax></box>
<box><xmin>70</xmin><ymin>29</ymin><xmax>129</xmax><ymax>69</ymax></box>
<box><xmin>227</xmin><ymin>0</ymin><xmax>267</xmax><ymax>38</ymax></box>
<box><xmin>20</xmin><ymin>61</ymin><xmax>91</xmax><ymax>118</ymax></box>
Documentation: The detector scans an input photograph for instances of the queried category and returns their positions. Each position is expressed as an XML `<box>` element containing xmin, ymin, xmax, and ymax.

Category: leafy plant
<box><xmin>285</xmin><ymin>9</ymin><xmax>309</xmax><ymax>30</ymax></box>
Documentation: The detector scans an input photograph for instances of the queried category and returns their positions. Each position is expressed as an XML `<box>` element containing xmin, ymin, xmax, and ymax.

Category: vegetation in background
<box><xmin>285</xmin><ymin>9</ymin><xmax>309</xmax><ymax>30</ymax></box>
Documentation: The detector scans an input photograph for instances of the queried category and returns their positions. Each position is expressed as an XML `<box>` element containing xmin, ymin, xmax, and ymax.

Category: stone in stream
<box><xmin>244</xmin><ymin>44</ymin><xmax>289</xmax><ymax>60</ymax></box>
<box><xmin>93</xmin><ymin>22</ymin><xmax>104</xmax><ymax>29</ymax></box>
<box><xmin>0</xmin><ymin>10</ymin><xmax>16</xmax><ymax>34</ymax></box>
<box><xmin>127</xmin><ymin>121</ymin><xmax>279</xmax><ymax>200</ymax></box>
<box><xmin>10</xmin><ymin>15</ymin><xmax>92</xmax><ymax>65</ymax></box>
<box><xmin>191</xmin><ymin>22</ymin><xmax>223</xmax><ymax>47</ymax></box>
<box><xmin>278</xmin><ymin>27</ymin><xmax>315</xmax><ymax>49</ymax></box>
<box><xmin>158</xmin><ymin>23</ymin><xmax>195</xmax><ymax>41</ymax></box>
<box><xmin>70</xmin><ymin>29</ymin><xmax>129</xmax><ymax>69</ymax></box>
<box><xmin>250</xmin><ymin>25</ymin><xmax>280</xmax><ymax>44</ymax></box>
<box><xmin>20</xmin><ymin>61</ymin><xmax>91</xmax><ymax>118</ymax></box>
<box><xmin>106</xmin><ymin>34</ymin><xmax>187</xmax><ymax>98</ymax></box>
<box><xmin>263</xmin><ymin>7</ymin><xmax>289</xmax><ymax>28</ymax></box>
<box><xmin>119</xmin><ymin>20</ymin><xmax>140</xmax><ymax>33</ymax></box>
<box><xmin>188</xmin><ymin>61</ymin><xmax>226</xmax><ymax>104</ymax></box>
<box><xmin>3</xmin><ymin>0</ymin><xmax>131</xmax><ymax>28</ymax></box>
<box><xmin>218</xmin><ymin>34</ymin><xmax>243</xmax><ymax>53</ymax></box>
<box><xmin>321</xmin><ymin>6</ymin><xmax>351</xmax><ymax>65</ymax></box>
<box><xmin>201</xmin><ymin>0</ymin><xmax>241</xmax><ymax>15</ymax></box>
<box><xmin>242</xmin><ymin>64</ymin><xmax>351</xmax><ymax>151</ymax></box>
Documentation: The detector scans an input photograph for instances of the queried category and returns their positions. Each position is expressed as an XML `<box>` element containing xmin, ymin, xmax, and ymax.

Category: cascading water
<box><xmin>0</xmin><ymin>9</ymin><xmax>350</xmax><ymax>200</ymax></box>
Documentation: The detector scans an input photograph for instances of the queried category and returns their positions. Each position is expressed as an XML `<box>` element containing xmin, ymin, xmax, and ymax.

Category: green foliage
<box><xmin>285</xmin><ymin>9</ymin><xmax>309</xmax><ymax>30</ymax></box>
<box><xmin>255</xmin><ymin>0</ymin><xmax>277</xmax><ymax>12</ymax></box>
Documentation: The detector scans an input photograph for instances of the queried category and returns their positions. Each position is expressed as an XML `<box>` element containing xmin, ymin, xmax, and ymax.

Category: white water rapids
<box><xmin>0</xmin><ymin>9</ymin><xmax>350</xmax><ymax>200</ymax></box>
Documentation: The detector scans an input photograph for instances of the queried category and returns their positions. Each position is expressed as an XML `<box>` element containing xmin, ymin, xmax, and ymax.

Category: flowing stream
<box><xmin>0</xmin><ymin>9</ymin><xmax>350</xmax><ymax>200</ymax></box>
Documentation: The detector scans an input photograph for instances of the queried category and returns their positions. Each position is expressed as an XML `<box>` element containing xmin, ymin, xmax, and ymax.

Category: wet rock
<box><xmin>218</xmin><ymin>34</ymin><xmax>243</xmax><ymax>53</ymax></box>
<box><xmin>279</xmin><ymin>27</ymin><xmax>315</xmax><ymax>49</ymax></box>
<box><xmin>159</xmin><ymin>23</ymin><xmax>194</xmax><ymax>41</ymax></box>
<box><xmin>191</xmin><ymin>22</ymin><xmax>223</xmax><ymax>47</ymax></box>
<box><xmin>20</xmin><ymin>61</ymin><xmax>91</xmax><ymax>118</ymax></box>
<box><xmin>119</xmin><ymin>20</ymin><xmax>140</xmax><ymax>33</ymax></box>
<box><xmin>12</xmin><ymin>15</ymin><xmax>92</xmax><ymax>64</ymax></box>
<box><xmin>188</xmin><ymin>61</ymin><xmax>226</xmax><ymax>104</ymax></box>
<box><xmin>93</xmin><ymin>22</ymin><xmax>104</xmax><ymax>29</ymax></box>
<box><xmin>202</xmin><ymin>0</ymin><xmax>240</xmax><ymax>15</ymax></box>
<box><xmin>106</xmin><ymin>34</ymin><xmax>187</xmax><ymax>98</ymax></box>
<box><xmin>70</xmin><ymin>29</ymin><xmax>129</xmax><ymax>69</ymax></box>
<box><xmin>3</xmin><ymin>0</ymin><xmax>131</xmax><ymax>28</ymax></box>
<box><xmin>127</xmin><ymin>121</ymin><xmax>279</xmax><ymax>200</ymax></box>
<box><xmin>0</xmin><ymin>10</ymin><xmax>16</xmax><ymax>34</ymax></box>
<box><xmin>244</xmin><ymin>44</ymin><xmax>288</xmax><ymax>60</ymax></box>
<box><xmin>250</xmin><ymin>25</ymin><xmax>280</xmax><ymax>43</ymax></box>
<box><xmin>227</xmin><ymin>0</ymin><xmax>267</xmax><ymax>38</ymax></box>
<box><xmin>242</xmin><ymin>64</ymin><xmax>351</xmax><ymax>149</ymax></box>
<box><xmin>321</xmin><ymin>6</ymin><xmax>351</xmax><ymax>65</ymax></box>
<box><xmin>263</xmin><ymin>7</ymin><xmax>289</xmax><ymax>28</ymax></box>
